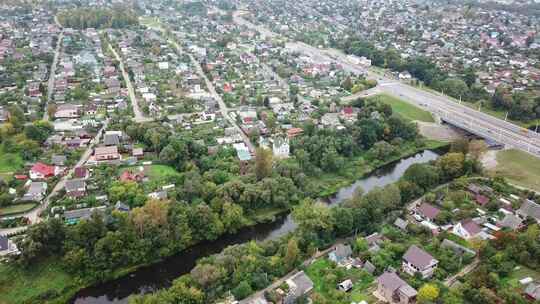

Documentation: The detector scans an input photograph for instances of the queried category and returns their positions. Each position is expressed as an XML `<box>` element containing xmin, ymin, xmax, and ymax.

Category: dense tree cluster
<box><xmin>57</xmin><ymin>7</ymin><xmax>138</xmax><ymax>29</ymax></box>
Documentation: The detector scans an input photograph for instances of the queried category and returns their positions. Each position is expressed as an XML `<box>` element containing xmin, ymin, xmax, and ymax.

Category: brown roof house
<box><xmin>93</xmin><ymin>146</ymin><xmax>120</xmax><ymax>162</ymax></box>
<box><xmin>452</xmin><ymin>219</ymin><xmax>482</xmax><ymax>240</ymax></box>
<box><xmin>376</xmin><ymin>271</ymin><xmax>417</xmax><ymax>304</ymax></box>
<box><xmin>415</xmin><ymin>203</ymin><xmax>440</xmax><ymax>222</ymax></box>
<box><xmin>402</xmin><ymin>245</ymin><xmax>438</xmax><ymax>279</ymax></box>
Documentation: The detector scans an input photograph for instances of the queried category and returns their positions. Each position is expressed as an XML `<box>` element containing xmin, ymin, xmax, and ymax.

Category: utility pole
<box><xmin>504</xmin><ymin>112</ymin><xmax>508</xmax><ymax>121</ymax></box>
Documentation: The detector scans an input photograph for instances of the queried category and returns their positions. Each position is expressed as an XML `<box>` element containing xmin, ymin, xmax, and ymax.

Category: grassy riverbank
<box><xmin>490</xmin><ymin>149</ymin><xmax>540</xmax><ymax>192</ymax></box>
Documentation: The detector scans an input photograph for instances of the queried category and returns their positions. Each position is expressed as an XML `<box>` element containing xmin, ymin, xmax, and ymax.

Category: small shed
<box><xmin>337</xmin><ymin>279</ymin><xmax>353</xmax><ymax>292</ymax></box>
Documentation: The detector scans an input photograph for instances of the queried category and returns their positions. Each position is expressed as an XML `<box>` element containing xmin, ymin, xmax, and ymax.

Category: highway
<box><xmin>232</xmin><ymin>10</ymin><xmax>540</xmax><ymax>157</ymax></box>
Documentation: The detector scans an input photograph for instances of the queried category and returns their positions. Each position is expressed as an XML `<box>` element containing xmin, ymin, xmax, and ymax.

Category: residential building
<box><xmin>402</xmin><ymin>245</ymin><xmax>438</xmax><ymax>279</ymax></box>
<box><xmin>29</xmin><ymin>162</ymin><xmax>58</xmax><ymax>179</ymax></box>
<box><xmin>93</xmin><ymin>146</ymin><xmax>120</xmax><ymax>161</ymax></box>
<box><xmin>283</xmin><ymin>271</ymin><xmax>314</xmax><ymax>304</ymax></box>
<box><xmin>376</xmin><ymin>271</ymin><xmax>417</xmax><ymax>304</ymax></box>
<box><xmin>328</xmin><ymin>244</ymin><xmax>352</xmax><ymax>264</ymax></box>
<box><xmin>452</xmin><ymin>219</ymin><xmax>483</xmax><ymax>240</ymax></box>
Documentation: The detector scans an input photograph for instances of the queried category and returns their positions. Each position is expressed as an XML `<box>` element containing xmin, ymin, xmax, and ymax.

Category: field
<box><xmin>367</xmin><ymin>93</ymin><xmax>435</xmax><ymax>123</ymax></box>
<box><xmin>501</xmin><ymin>265</ymin><xmax>540</xmax><ymax>289</ymax></box>
<box><xmin>305</xmin><ymin>258</ymin><xmax>376</xmax><ymax>303</ymax></box>
<box><xmin>491</xmin><ymin>149</ymin><xmax>540</xmax><ymax>192</ymax></box>
<box><xmin>0</xmin><ymin>203</ymin><xmax>37</xmax><ymax>216</ymax></box>
<box><xmin>0</xmin><ymin>146</ymin><xmax>24</xmax><ymax>174</ymax></box>
<box><xmin>145</xmin><ymin>164</ymin><xmax>182</xmax><ymax>180</ymax></box>
<box><xmin>0</xmin><ymin>261</ymin><xmax>77</xmax><ymax>304</ymax></box>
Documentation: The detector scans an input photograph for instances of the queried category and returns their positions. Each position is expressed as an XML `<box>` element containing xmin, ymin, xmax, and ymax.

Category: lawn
<box><xmin>146</xmin><ymin>164</ymin><xmax>182</xmax><ymax>180</ymax></box>
<box><xmin>501</xmin><ymin>265</ymin><xmax>540</xmax><ymax>289</ymax></box>
<box><xmin>491</xmin><ymin>149</ymin><xmax>540</xmax><ymax>192</ymax></box>
<box><xmin>305</xmin><ymin>258</ymin><xmax>375</xmax><ymax>303</ymax></box>
<box><xmin>367</xmin><ymin>93</ymin><xmax>435</xmax><ymax>123</ymax></box>
<box><xmin>0</xmin><ymin>146</ymin><xmax>24</xmax><ymax>174</ymax></box>
<box><xmin>0</xmin><ymin>260</ymin><xmax>78</xmax><ymax>304</ymax></box>
<box><xmin>0</xmin><ymin>203</ymin><xmax>37</xmax><ymax>216</ymax></box>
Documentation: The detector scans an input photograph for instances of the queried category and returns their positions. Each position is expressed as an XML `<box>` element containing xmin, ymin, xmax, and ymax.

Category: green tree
<box><xmin>254</xmin><ymin>147</ymin><xmax>273</xmax><ymax>181</ymax></box>
<box><xmin>418</xmin><ymin>283</ymin><xmax>439</xmax><ymax>303</ymax></box>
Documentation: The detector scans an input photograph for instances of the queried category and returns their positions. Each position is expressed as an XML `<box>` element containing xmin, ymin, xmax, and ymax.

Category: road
<box><xmin>43</xmin><ymin>25</ymin><xmax>63</xmax><ymax>121</ymax></box>
<box><xmin>166</xmin><ymin>38</ymin><xmax>255</xmax><ymax>152</ymax></box>
<box><xmin>232</xmin><ymin>10</ymin><xmax>540</xmax><ymax>157</ymax></box>
<box><xmin>108</xmin><ymin>44</ymin><xmax>152</xmax><ymax>123</ymax></box>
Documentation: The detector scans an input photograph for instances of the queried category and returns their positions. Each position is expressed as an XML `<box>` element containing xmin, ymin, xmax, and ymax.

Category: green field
<box><xmin>492</xmin><ymin>149</ymin><xmax>540</xmax><ymax>192</ymax></box>
<box><xmin>0</xmin><ymin>261</ymin><xmax>77</xmax><ymax>304</ymax></box>
<box><xmin>0</xmin><ymin>203</ymin><xmax>37</xmax><ymax>216</ymax></box>
<box><xmin>368</xmin><ymin>94</ymin><xmax>435</xmax><ymax>123</ymax></box>
<box><xmin>501</xmin><ymin>265</ymin><xmax>540</xmax><ymax>289</ymax></box>
<box><xmin>305</xmin><ymin>258</ymin><xmax>376</xmax><ymax>302</ymax></box>
<box><xmin>0</xmin><ymin>146</ymin><xmax>24</xmax><ymax>174</ymax></box>
<box><xmin>120</xmin><ymin>164</ymin><xmax>181</xmax><ymax>181</ymax></box>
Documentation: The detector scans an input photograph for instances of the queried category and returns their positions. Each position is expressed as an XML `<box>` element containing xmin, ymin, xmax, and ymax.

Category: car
<box><xmin>413</xmin><ymin>214</ymin><xmax>423</xmax><ymax>222</ymax></box>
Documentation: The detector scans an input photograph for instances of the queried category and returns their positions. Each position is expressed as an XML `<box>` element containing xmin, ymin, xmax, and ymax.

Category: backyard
<box><xmin>0</xmin><ymin>146</ymin><xmax>24</xmax><ymax>174</ymax></box>
<box><xmin>0</xmin><ymin>203</ymin><xmax>37</xmax><ymax>217</ymax></box>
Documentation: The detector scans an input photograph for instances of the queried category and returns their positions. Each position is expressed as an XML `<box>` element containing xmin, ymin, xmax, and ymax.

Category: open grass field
<box><xmin>0</xmin><ymin>146</ymin><xmax>24</xmax><ymax>174</ymax></box>
<box><xmin>146</xmin><ymin>164</ymin><xmax>182</xmax><ymax>180</ymax></box>
<box><xmin>367</xmin><ymin>93</ymin><xmax>435</xmax><ymax>123</ymax></box>
<box><xmin>491</xmin><ymin>149</ymin><xmax>540</xmax><ymax>192</ymax></box>
<box><xmin>0</xmin><ymin>203</ymin><xmax>37</xmax><ymax>216</ymax></box>
<box><xmin>0</xmin><ymin>261</ymin><xmax>77</xmax><ymax>304</ymax></box>
<box><xmin>305</xmin><ymin>258</ymin><xmax>376</xmax><ymax>303</ymax></box>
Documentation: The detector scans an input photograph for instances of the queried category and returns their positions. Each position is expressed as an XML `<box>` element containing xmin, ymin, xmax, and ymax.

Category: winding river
<box><xmin>72</xmin><ymin>149</ymin><xmax>441</xmax><ymax>304</ymax></box>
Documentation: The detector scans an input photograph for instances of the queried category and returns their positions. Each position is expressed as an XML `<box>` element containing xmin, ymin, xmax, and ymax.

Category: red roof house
<box><xmin>30</xmin><ymin>162</ymin><xmax>56</xmax><ymax>180</ymax></box>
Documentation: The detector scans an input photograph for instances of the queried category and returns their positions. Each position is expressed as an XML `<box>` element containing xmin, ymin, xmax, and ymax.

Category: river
<box><xmin>71</xmin><ymin>149</ymin><xmax>441</xmax><ymax>304</ymax></box>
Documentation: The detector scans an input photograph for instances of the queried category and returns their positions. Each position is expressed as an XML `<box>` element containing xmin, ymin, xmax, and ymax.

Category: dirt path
<box><xmin>416</xmin><ymin>121</ymin><xmax>464</xmax><ymax>142</ymax></box>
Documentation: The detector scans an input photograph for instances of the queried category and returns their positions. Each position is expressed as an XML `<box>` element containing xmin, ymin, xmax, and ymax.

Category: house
<box><xmin>22</xmin><ymin>181</ymin><xmax>47</xmax><ymax>201</ymax></box>
<box><xmin>64</xmin><ymin>206</ymin><xmax>106</xmax><ymax>224</ymax></box>
<box><xmin>103</xmin><ymin>134</ymin><xmax>120</xmax><ymax>146</ymax></box>
<box><xmin>29</xmin><ymin>162</ymin><xmax>58</xmax><ymax>179</ymax></box>
<box><xmin>365</xmin><ymin>232</ymin><xmax>385</xmax><ymax>252</ymax></box>
<box><xmin>74</xmin><ymin>167</ymin><xmax>89</xmax><ymax>179</ymax></box>
<box><xmin>415</xmin><ymin>203</ymin><xmax>440</xmax><ymax>222</ymax></box>
<box><xmin>475</xmin><ymin>194</ymin><xmax>489</xmax><ymax>206</ymax></box>
<box><xmin>132</xmin><ymin>147</ymin><xmax>144</xmax><ymax>159</ymax></box>
<box><xmin>0</xmin><ymin>235</ymin><xmax>19</xmax><ymax>257</ymax></box>
<box><xmin>51</xmin><ymin>155</ymin><xmax>67</xmax><ymax>166</ymax></box>
<box><xmin>328</xmin><ymin>244</ymin><xmax>353</xmax><ymax>264</ymax></box>
<box><xmin>283</xmin><ymin>271</ymin><xmax>314</xmax><ymax>304</ymax></box>
<box><xmin>402</xmin><ymin>245</ymin><xmax>438</xmax><ymax>279</ymax></box>
<box><xmin>94</xmin><ymin>146</ymin><xmax>120</xmax><ymax>161</ymax></box>
<box><xmin>287</xmin><ymin>127</ymin><xmax>303</xmax><ymax>138</ymax></box>
<box><xmin>517</xmin><ymin>200</ymin><xmax>540</xmax><ymax>223</ymax></box>
<box><xmin>376</xmin><ymin>272</ymin><xmax>417</xmax><ymax>304</ymax></box>
<box><xmin>363</xmin><ymin>260</ymin><xmax>376</xmax><ymax>274</ymax></box>
<box><xmin>525</xmin><ymin>282</ymin><xmax>540</xmax><ymax>301</ymax></box>
<box><xmin>337</xmin><ymin>279</ymin><xmax>353</xmax><ymax>292</ymax></box>
<box><xmin>498</xmin><ymin>213</ymin><xmax>523</xmax><ymax>230</ymax></box>
<box><xmin>394</xmin><ymin>218</ymin><xmax>408</xmax><ymax>230</ymax></box>
<box><xmin>120</xmin><ymin>170</ymin><xmax>145</xmax><ymax>182</ymax></box>
<box><xmin>148</xmin><ymin>190</ymin><xmax>167</xmax><ymax>200</ymax></box>
<box><xmin>55</xmin><ymin>104</ymin><xmax>80</xmax><ymax>118</ymax></box>
<box><xmin>65</xmin><ymin>179</ymin><xmax>86</xmax><ymax>198</ymax></box>
<box><xmin>453</xmin><ymin>219</ymin><xmax>482</xmax><ymax>240</ymax></box>
<box><xmin>272</xmin><ymin>136</ymin><xmax>289</xmax><ymax>158</ymax></box>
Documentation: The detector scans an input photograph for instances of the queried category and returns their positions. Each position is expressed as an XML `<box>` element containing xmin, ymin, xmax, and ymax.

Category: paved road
<box><xmin>108</xmin><ymin>44</ymin><xmax>152</xmax><ymax>123</ymax></box>
<box><xmin>43</xmin><ymin>25</ymin><xmax>63</xmax><ymax>121</ymax></box>
<box><xmin>232</xmin><ymin>11</ymin><xmax>540</xmax><ymax>158</ymax></box>
<box><xmin>166</xmin><ymin>38</ymin><xmax>255</xmax><ymax>152</ymax></box>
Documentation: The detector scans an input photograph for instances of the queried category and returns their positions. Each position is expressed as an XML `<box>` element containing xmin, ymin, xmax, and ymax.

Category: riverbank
<box><xmin>311</xmin><ymin>140</ymin><xmax>447</xmax><ymax>197</ymax></box>
<box><xmin>0</xmin><ymin>144</ymin><xmax>446</xmax><ymax>304</ymax></box>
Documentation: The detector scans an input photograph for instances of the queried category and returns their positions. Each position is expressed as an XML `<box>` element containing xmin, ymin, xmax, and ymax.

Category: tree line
<box><xmin>129</xmin><ymin>151</ymin><xmax>478</xmax><ymax>303</ymax></box>
<box><xmin>57</xmin><ymin>7</ymin><xmax>138</xmax><ymax>29</ymax></box>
